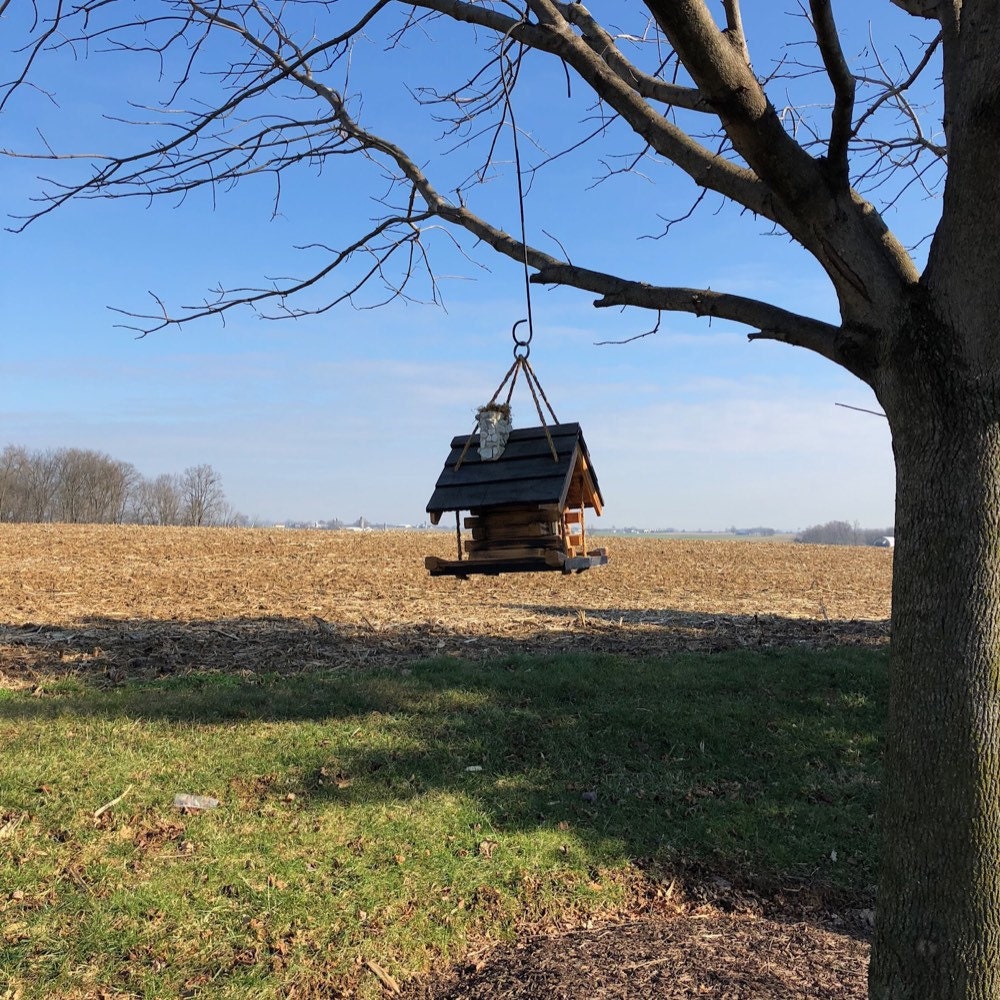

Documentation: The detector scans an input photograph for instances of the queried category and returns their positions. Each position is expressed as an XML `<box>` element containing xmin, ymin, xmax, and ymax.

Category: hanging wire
<box><xmin>453</xmin><ymin>17</ymin><xmax>564</xmax><ymax>472</ymax></box>
<box><xmin>522</xmin><ymin>356</ymin><xmax>558</xmax><ymax>423</ymax></box>
<box><xmin>453</xmin><ymin>351</ymin><xmax>560</xmax><ymax>470</ymax></box>
<box><xmin>499</xmin><ymin>31</ymin><xmax>536</xmax><ymax>353</ymax></box>
<box><xmin>495</xmin><ymin>18</ymin><xmax>561</xmax><ymax>451</ymax></box>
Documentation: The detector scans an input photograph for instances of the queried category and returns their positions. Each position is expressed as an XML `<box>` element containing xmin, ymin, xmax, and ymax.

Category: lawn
<box><xmin>1</xmin><ymin>647</ymin><xmax>884</xmax><ymax>998</ymax></box>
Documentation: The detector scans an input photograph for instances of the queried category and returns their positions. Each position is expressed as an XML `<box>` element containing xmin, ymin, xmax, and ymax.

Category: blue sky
<box><xmin>1</xmin><ymin>3</ymin><xmax>939</xmax><ymax>529</ymax></box>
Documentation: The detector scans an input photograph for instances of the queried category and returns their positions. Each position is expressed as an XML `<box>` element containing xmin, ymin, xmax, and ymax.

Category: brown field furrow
<box><xmin>0</xmin><ymin>524</ymin><xmax>892</xmax><ymax>687</ymax></box>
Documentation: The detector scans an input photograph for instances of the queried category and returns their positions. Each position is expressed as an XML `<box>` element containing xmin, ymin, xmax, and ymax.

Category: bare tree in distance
<box><xmin>21</xmin><ymin>448</ymin><xmax>62</xmax><ymax>523</ymax></box>
<box><xmin>103</xmin><ymin>458</ymin><xmax>142</xmax><ymax>524</ymax></box>
<box><xmin>4</xmin><ymin>2</ymin><xmax>996</xmax><ymax>997</ymax></box>
<box><xmin>52</xmin><ymin>448</ymin><xmax>139</xmax><ymax>524</ymax></box>
<box><xmin>132</xmin><ymin>472</ymin><xmax>185</xmax><ymax>526</ymax></box>
<box><xmin>180</xmin><ymin>463</ymin><xmax>227</xmax><ymax>527</ymax></box>
<box><xmin>0</xmin><ymin>446</ymin><xmax>231</xmax><ymax>526</ymax></box>
<box><xmin>0</xmin><ymin>445</ymin><xmax>31</xmax><ymax>523</ymax></box>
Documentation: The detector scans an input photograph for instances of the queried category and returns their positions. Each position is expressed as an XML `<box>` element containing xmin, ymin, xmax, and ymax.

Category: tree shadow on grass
<box><xmin>0</xmin><ymin>613</ymin><xmax>885</xmax><ymax>938</ymax></box>
<box><xmin>0</xmin><ymin>604</ymin><xmax>888</xmax><ymax>689</ymax></box>
<box><xmin>506</xmin><ymin>603</ymin><xmax>889</xmax><ymax>653</ymax></box>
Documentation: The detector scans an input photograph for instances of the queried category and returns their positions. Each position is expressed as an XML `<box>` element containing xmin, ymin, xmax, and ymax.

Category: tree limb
<box><xmin>529</xmin><ymin>260</ymin><xmax>868</xmax><ymax>372</ymax></box>
<box><xmin>561</xmin><ymin>2</ymin><xmax>708</xmax><ymax>112</ymax></box>
<box><xmin>111</xmin><ymin>207</ymin><xmax>442</xmax><ymax>334</ymax></box>
<box><xmin>645</xmin><ymin>0</ymin><xmax>820</xmax><ymax>207</ymax></box>
<box><xmin>644</xmin><ymin>0</ymin><xmax>917</xmax><ymax>324</ymax></box>
<box><xmin>410</xmin><ymin>0</ymin><xmax>708</xmax><ymax>113</ymax></box>
<box><xmin>3</xmin><ymin>0</ymin><xmax>926</xmax><ymax>355</ymax></box>
<box><xmin>417</xmin><ymin>0</ymin><xmax>781</xmax><ymax>223</ymax></box>
<box><xmin>851</xmin><ymin>30</ymin><xmax>943</xmax><ymax>149</ymax></box>
<box><xmin>890</xmin><ymin>0</ymin><xmax>945</xmax><ymax>19</ymax></box>
<box><xmin>808</xmin><ymin>0</ymin><xmax>855</xmax><ymax>185</ymax></box>
<box><xmin>720</xmin><ymin>0</ymin><xmax>751</xmax><ymax>66</ymax></box>
<box><xmin>1</xmin><ymin>0</ymin><xmax>66</xmax><ymax>113</ymax></box>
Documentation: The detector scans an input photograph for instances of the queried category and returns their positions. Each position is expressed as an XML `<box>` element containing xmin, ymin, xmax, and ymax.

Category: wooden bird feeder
<box><xmin>424</xmin><ymin>421</ymin><xmax>608</xmax><ymax>578</ymax></box>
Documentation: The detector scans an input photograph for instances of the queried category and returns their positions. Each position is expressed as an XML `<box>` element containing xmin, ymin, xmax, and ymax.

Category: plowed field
<box><xmin>0</xmin><ymin>524</ymin><xmax>891</xmax><ymax>688</ymax></box>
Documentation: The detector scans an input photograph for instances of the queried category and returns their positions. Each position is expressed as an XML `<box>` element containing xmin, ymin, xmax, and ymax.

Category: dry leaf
<box><xmin>0</xmin><ymin>816</ymin><xmax>24</xmax><ymax>840</ymax></box>
<box><xmin>363</xmin><ymin>958</ymin><xmax>401</xmax><ymax>995</ymax></box>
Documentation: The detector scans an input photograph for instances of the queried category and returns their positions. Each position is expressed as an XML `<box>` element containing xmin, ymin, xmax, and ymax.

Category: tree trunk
<box><xmin>870</xmin><ymin>353</ymin><xmax>1000</xmax><ymax>999</ymax></box>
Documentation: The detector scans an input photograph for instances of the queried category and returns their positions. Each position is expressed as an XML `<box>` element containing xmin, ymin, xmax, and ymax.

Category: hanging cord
<box><xmin>521</xmin><ymin>356</ymin><xmax>558</xmax><ymax>424</ymax></box>
<box><xmin>500</xmin><ymin>35</ymin><xmax>536</xmax><ymax>350</ymax></box>
<box><xmin>453</xmin><ymin>349</ymin><xmax>559</xmax><ymax>470</ymax></box>
<box><xmin>499</xmin><ymin>30</ymin><xmax>560</xmax><ymax>461</ymax></box>
<box><xmin>454</xmin><ymin>22</ymin><xmax>563</xmax><ymax>472</ymax></box>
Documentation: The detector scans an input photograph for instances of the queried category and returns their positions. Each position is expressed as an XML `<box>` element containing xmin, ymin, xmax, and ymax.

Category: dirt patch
<box><xmin>402</xmin><ymin>910</ymin><xmax>868</xmax><ymax>999</ymax></box>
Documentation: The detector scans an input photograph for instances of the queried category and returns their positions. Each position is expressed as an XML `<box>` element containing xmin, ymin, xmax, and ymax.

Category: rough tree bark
<box><xmin>869</xmin><ymin>9</ymin><xmax>1000</xmax><ymax>991</ymax></box>
<box><xmin>870</xmin><ymin>304</ymin><xmax>1000</xmax><ymax>998</ymax></box>
<box><xmin>874</xmin><ymin>399</ymin><xmax>1000</xmax><ymax>998</ymax></box>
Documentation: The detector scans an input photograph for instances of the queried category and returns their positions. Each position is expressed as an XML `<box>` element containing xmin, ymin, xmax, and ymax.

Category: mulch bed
<box><xmin>401</xmin><ymin>874</ymin><xmax>875</xmax><ymax>1000</ymax></box>
<box><xmin>401</xmin><ymin>911</ymin><xmax>869</xmax><ymax>999</ymax></box>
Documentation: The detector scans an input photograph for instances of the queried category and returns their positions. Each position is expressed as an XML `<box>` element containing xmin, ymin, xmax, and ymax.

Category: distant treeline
<box><xmin>0</xmin><ymin>445</ymin><xmax>243</xmax><ymax>526</ymax></box>
<box><xmin>795</xmin><ymin>520</ymin><xmax>894</xmax><ymax>546</ymax></box>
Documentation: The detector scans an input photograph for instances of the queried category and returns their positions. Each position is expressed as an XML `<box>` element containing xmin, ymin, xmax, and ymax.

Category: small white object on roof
<box><xmin>477</xmin><ymin>406</ymin><xmax>512</xmax><ymax>461</ymax></box>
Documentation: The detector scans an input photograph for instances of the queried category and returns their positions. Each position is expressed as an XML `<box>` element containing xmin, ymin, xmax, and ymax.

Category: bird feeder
<box><xmin>424</xmin><ymin>421</ymin><xmax>608</xmax><ymax>578</ymax></box>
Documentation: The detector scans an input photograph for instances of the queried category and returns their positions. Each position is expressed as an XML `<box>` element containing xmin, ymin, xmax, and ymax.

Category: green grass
<box><xmin>0</xmin><ymin>648</ymin><xmax>884</xmax><ymax>998</ymax></box>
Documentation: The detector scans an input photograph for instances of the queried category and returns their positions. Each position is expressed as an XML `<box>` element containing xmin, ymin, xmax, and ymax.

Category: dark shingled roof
<box><xmin>426</xmin><ymin>422</ymin><xmax>604</xmax><ymax>517</ymax></box>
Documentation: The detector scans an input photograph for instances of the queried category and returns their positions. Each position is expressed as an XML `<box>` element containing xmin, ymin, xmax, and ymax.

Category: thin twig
<box><xmin>595</xmin><ymin>312</ymin><xmax>661</xmax><ymax>345</ymax></box>
<box><xmin>93</xmin><ymin>785</ymin><xmax>133</xmax><ymax>819</ymax></box>
<box><xmin>835</xmin><ymin>402</ymin><xmax>886</xmax><ymax>418</ymax></box>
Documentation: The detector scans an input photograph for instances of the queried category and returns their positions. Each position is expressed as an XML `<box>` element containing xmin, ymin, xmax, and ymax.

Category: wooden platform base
<box><xmin>425</xmin><ymin>549</ymin><xmax>609</xmax><ymax>579</ymax></box>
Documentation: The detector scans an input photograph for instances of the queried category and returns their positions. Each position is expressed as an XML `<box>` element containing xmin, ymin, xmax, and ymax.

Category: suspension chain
<box><xmin>512</xmin><ymin>318</ymin><xmax>531</xmax><ymax>360</ymax></box>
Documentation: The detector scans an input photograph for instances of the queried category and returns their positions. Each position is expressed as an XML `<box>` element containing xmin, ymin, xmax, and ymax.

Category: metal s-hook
<box><xmin>511</xmin><ymin>318</ymin><xmax>531</xmax><ymax>359</ymax></box>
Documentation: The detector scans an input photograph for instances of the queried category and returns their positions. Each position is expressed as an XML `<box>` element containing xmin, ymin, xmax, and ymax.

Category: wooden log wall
<box><xmin>463</xmin><ymin>505</ymin><xmax>566</xmax><ymax>561</ymax></box>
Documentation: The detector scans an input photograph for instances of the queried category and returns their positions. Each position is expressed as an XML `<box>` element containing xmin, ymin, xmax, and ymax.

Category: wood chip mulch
<box><xmin>401</xmin><ymin>910</ymin><xmax>869</xmax><ymax>999</ymax></box>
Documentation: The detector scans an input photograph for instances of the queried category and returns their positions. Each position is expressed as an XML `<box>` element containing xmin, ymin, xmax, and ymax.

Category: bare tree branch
<box><xmin>808</xmin><ymin>0</ymin><xmax>855</xmax><ymax>184</ymax></box>
<box><xmin>560</xmin><ymin>2</ymin><xmax>708</xmax><ymax>112</ymax></box>
<box><xmin>594</xmin><ymin>311</ymin><xmax>662</xmax><ymax>346</ymax></box>
<box><xmin>852</xmin><ymin>28</ymin><xmax>945</xmax><ymax>171</ymax></box>
<box><xmin>1</xmin><ymin>0</ymin><xmax>65</xmax><ymax>113</ymax></box>
<box><xmin>646</xmin><ymin>0</ymin><xmax>918</xmax><ymax>325</ymax></box>
<box><xmin>407</xmin><ymin>0</ymin><xmax>708</xmax><ymax>114</ymax></box>
<box><xmin>511</xmin><ymin>0</ymin><xmax>782</xmax><ymax>224</ymax></box>
<box><xmin>530</xmin><ymin>259</ymin><xmax>865</xmax><ymax>372</ymax></box>
<box><xmin>890</xmin><ymin>0</ymin><xmax>945</xmax><ymax>19</ymax></box>
<box><xmin>3</xmin><ymin>0</ymin><xmax>939</xmax><ymax>374</ymax></box>
<box><xmin>720</xmin><ymin>0</ymin><xmax>751</xmax><ymax>66</ymax></box>
<box><xmin>111</xmin><ymin>207</ymin><xmax>440</xmax><ymax>334</ymax></box>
